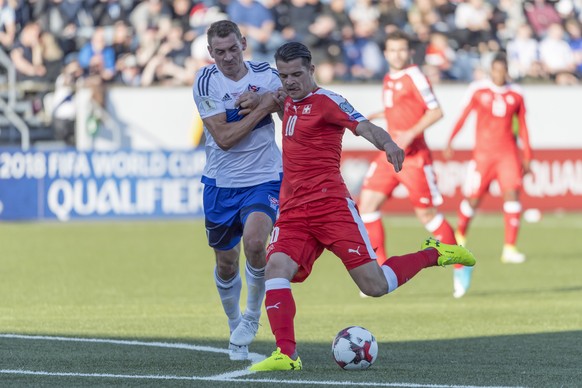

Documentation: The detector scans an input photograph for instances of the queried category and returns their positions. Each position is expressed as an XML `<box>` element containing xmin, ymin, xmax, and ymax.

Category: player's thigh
<box><xmin>242</xmin><ymin>212</ymin><xmax>273</xmax><ymax>247</ymax></box>
<box><xmin>399</xmin><ymin>160</ymin><xmax>444</xmax><ymax>208</ymax></box>
<box><xmin>310</xmin><ymin>197</ymin><xmax>377</xmax><ymax>270</ymax></box>
<box><xmin>462</xmin><ymin>159</ymin><xmax>495</xmax><ymax>199</ymax></box>
<box><xmin>267</xmin><ymin>208</ymin><xmax>324</xmax><ymax>283</ymax></box>
<box><xmin>361</xmin><ymin>154</ymin><xmax>400</xmax><ymax>198</ymax></box>
<box><xmin>496</xmin><ymin>154</ymin><xmax>522</xmax><ymax>193</ymax></box>
<box><xmin>203</xmin><ymin>185</ymin><xmax>244</xmax><ymax>250</ymax></box>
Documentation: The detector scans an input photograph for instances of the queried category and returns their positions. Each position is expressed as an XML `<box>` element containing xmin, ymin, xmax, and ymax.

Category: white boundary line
<box><xmin>0</xmin><ymin>369</ymin><xmax>521</xmax><ymax>388</ymax></box>
<box><xmin>0</xmin><ymin>333</ymin><xmax>262</xmax><ymax>380</ymax></box>
<box><xmin>0</xmin><ymin>334</ymin><xmax>521</xmax><ymax>388</ymax></box>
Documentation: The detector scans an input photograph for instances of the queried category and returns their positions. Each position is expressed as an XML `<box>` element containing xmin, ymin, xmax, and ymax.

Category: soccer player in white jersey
<box><xmin>192</xmin><ymin>20</ymin><xmax>283</xmax><ymax>361</ymax></box>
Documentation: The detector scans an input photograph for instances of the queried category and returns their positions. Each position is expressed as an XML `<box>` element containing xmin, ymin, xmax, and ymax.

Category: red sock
<box><xmin>457</xmin><ymin>199</ymin><xmax>475</xmax><ymax>237</ymax></box>
<box><xmin>503</xmin><ymin>201</ymin><xmax>522</xmax><ymax>245</ymax></box>
<box><xmin>383</xmin><ymin>248</ymin><xmax>439</xmax><ymax>287</ymax></box>
<box><xmin>426</xmin><ymin>213</ymin><xmax>456</xmax><ymax>244</ymax></box>
<box><xmin>504</xmin><ymin>212</ymin><xmax>520</xmax><ymax>245</ymax></box>
<box><xmin>265</xmin><ymin>288</ymin><xmax>296</xmax><ymax>357</ymax></box>
<box><xmin>364</xmin><ymin>216</ymin><xmax>387</xmax><ymax>265</ymax></box>
<box><xmin>457</xmin><ymin>212</ymin><xmax>471</xmax><ymax>237</ymax></box>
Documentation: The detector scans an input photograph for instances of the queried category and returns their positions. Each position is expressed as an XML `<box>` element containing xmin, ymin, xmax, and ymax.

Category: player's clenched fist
<box><xmin>383</xmin><ymin>141</ymin><xmax>404</xmax><ymax>173</ymax></box>
<box><xmin>235</xmin><ymin>91</ymin><xmax>260</xmax><ymax>116</ymax></box>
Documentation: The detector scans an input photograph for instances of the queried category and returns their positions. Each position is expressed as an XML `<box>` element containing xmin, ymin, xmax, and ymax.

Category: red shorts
<box><xmin>463</xmin><ymin>152</ymin><xmax>522</xmax><ymax>198</ymax></box>
<box><xmin>266</xmin><ymin>197</ymin><xmax>376</xmax><ymax>283</ymax></box>
<box><xmin>361</xmin><ymin>149</ymin><xmax>443</xmax><ymax>208</ymax></box>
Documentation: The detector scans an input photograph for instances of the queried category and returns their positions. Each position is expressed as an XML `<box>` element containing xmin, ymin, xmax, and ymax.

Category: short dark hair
<box><xmin>275</xmin><ymin>42</ymin><xmax>312</xmax><ymax>67</ymax></box>
<box><xmin>207</xmin><ymin>20</ymin><xmax>243</xmax><ymax>46</ymax></box>
<box><xmin>492</xmin><ymin>52</ymin><xmax>508</xmax><ymax>68</ymax></box>
<box><xmin>385</xmin><ymin>29</ymin><xmax>411</xmax><ymax>47</ymax></box>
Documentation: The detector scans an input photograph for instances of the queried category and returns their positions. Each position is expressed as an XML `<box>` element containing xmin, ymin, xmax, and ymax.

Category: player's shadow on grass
<box><xmin>1</xmin><ymin>331</ymin><xmax>580</xmax><ymax>387</ymax></box>
<box><xmin>463</xmin><ymin>285</ymin><xmax>582</xmax><ymax>297</ymax></box>
<box><xmin>251</xmin><ymin>330</ymin><xmax>581</xmax><ymax>387</ymax></box>
<box><xmin>396</xmin><ymin>285</ymin><xmax>582</xmax><ymax>298</ymax></box>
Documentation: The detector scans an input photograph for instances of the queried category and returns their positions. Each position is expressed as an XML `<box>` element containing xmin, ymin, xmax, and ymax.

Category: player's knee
<box><xmin>243</xmin><ymin>237</ymin><xmax>266</xmax><ymax>260</ymax></box>
<box><xmin>359</xmin><ymin>283</ymin><xmax>386</xmax><ymax>298</ymax></box>
<box><xmin>265</xmin><ymin>253</ymin><xmax>297</xmax><ymax>280</ymax></box>
<box><xmin>216</xmin><ymin>260</ymin><xmax>238</xmax><ymax>279</ymax></box>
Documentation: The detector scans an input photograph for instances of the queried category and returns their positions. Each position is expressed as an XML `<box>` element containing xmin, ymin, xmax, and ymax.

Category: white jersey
<box><xmin>193</xmin><ymin>61</ymin><xmax>283</xmax><ymax>188</ymax></box>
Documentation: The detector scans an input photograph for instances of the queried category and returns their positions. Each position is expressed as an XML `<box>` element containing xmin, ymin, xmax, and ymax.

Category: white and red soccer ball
<box><xmin>332</xmin><ymin>326</ymin><xmax>378</xmax><ymax>370</ymax></box>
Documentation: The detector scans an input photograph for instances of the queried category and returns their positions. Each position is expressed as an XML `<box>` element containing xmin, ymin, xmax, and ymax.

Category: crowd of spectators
<box><xmin>0</xmin><ymin>0</ymin><xmax>580</xmax><ymax>89</ymax></box>
<box><xmin>0</xmin><ymin>0</ymin><xmax>580</xmax><ymax>143</ymax></box>
<box><xmin>0</xmin><ymin>0</ymin><xmax>578</xmax><ymax>145</ymax></box>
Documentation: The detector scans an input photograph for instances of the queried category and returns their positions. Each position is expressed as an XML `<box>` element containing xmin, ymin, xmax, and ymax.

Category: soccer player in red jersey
<box><xmin>248</xmin><ymin>42</ymin><xmax>476</xmax><ymax>372</ymax></box>
<box><xmin>358</xmin><ymin>30</ymin><xmax>459</xmax><ymax>295</ymax></box>
<box><xmin>445</xmin><ymin>53</ymin><xmax>532</xmax><ymax>277</ymax></box>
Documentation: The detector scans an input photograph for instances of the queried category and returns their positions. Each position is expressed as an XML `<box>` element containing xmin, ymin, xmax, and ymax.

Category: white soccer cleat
<box><xmin>230</xmin><ymin>314</ymin><xmax>259</xmax><ymax>347</ymax></box>
<box><xmin>453</xmin><ymin>265</ymin><xmax>474</xmax><ymax>298</ymax></box>
<box><xmin>228</xmin><ymin>343</ymin><xmax>249</xmax><ymax>361</ymax></box>
<box><xmin>501</xmin><ymin>245</ymin><xmax>526</xmax><ymax>264</ymax></box>
<box><xmin>453</xmin><ymin>277</ymin><xmax>465</xmax><ymax>299</ymax></box>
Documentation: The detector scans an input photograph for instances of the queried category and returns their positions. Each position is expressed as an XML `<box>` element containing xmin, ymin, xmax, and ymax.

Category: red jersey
<box><xmin>449</xmin><ymin>80</ymin><xmax>532</xmax><ymax>161</ymax></box>
<box><xmin>381</xmin><ymin>65</ymin><xmax>440</xmax><ymax>154</ymax></box>
<box><xmin>280</xmin><ymin>88</ymin><xmax>366</xmax><ymax>210</ymax></box>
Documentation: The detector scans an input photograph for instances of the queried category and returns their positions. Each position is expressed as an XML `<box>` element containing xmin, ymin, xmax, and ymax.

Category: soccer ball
<box><xmin>331</xmin><ymin>326</ymin><xmax>378</xmax><ymax>370</ymax></box>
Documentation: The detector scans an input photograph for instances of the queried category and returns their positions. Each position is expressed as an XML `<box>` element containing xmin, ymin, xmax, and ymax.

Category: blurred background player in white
<box><xmin>444</xmin><ymin>53</ymin><xmax>532</xmax><ymax>297</ymax></box>
<box><xmin>192</xmin><ymin>20</ymin><xmax>283</xmax><ymax>361</ymax></box>
<box><xmin>358</xmin><ymin>30</ymin><xmax>460</xmax><ymax>297</ymax></box>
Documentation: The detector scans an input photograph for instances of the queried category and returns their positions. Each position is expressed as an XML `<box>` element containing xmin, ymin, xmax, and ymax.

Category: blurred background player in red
<box><xmin>444</xmin><ymin>53</ymin><xmax>532</xmax><ymax>297</ymax></box>
<box><xmin>358</xmin><ymin>30</ymin><xmax>460</xmax><ymax>297</ymax></box>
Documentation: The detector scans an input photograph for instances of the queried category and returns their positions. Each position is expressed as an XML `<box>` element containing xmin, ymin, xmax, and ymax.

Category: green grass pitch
<box><xmin>1</xmin><ymin>213</ymin><xmax>581</xmax><ymax>387</ymax></box>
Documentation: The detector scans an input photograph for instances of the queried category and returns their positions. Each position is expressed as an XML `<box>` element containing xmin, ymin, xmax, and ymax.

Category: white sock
<box><xmin>381</xmin><ymin>265</ymin><xmax>398</xmax><ymax>294</ymax></box>
<box><xmin>244</xmin><ymin>262</ymin><xmax>265</xmax><ymax>321</ymax></box>
<box><xmin>214</xmin><ymin>268</ymin><xmax>242</xmax><ymax>333</ymax></box>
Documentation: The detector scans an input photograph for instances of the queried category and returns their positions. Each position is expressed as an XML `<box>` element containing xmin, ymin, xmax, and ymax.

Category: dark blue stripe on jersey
<box><xmin>249</xmin><ymin>62</ymin><xmax>271</xmax><ymax>73</ymax></box>
<box><xmin>197</xmin><ymin>66</ymin><xmax>217</xmax><ymax>96</ymax></box>
<box><xmin>196</xmin><ymin>67</ymin><xmax>210</xmax><ymax>96</ymax></box>
<box><xmin>271</xmin><ymin>68</ymin><xmax>279</xmax><ymax>77</ymax></box>
<box><xmin>225</xmin><ymin>108</ymin><xmax>273</xmax><ymax>130</ymax></box>
<box><xmin>226</xmin><ymin>108</ymin><xmax>244</xmax><ymax>123</ymax></box>
<box><xmin>203</xmin><ymin>67</ymin><xmax>218</xmax><ymax>95</ymax></box>
<box><xmin>255</xmin><ymin>114</ymin><xmax>273</xmax><ymax>129</ymax></box>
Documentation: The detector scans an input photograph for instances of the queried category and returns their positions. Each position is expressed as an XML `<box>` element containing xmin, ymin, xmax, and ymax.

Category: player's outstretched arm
<box><xmin>203</xmin><ymin>93</ymin><xmax>280</xmax><ymax>150</ymax></box>
<box><xmin>356</xmin><ymin>120</ymin><xmax>404</xmax><ymax>172</ymax></box>
<box><xmin>516</xmin><ymin>100</ymin><xmax>533</xmax><ymax>175</ymax></box>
